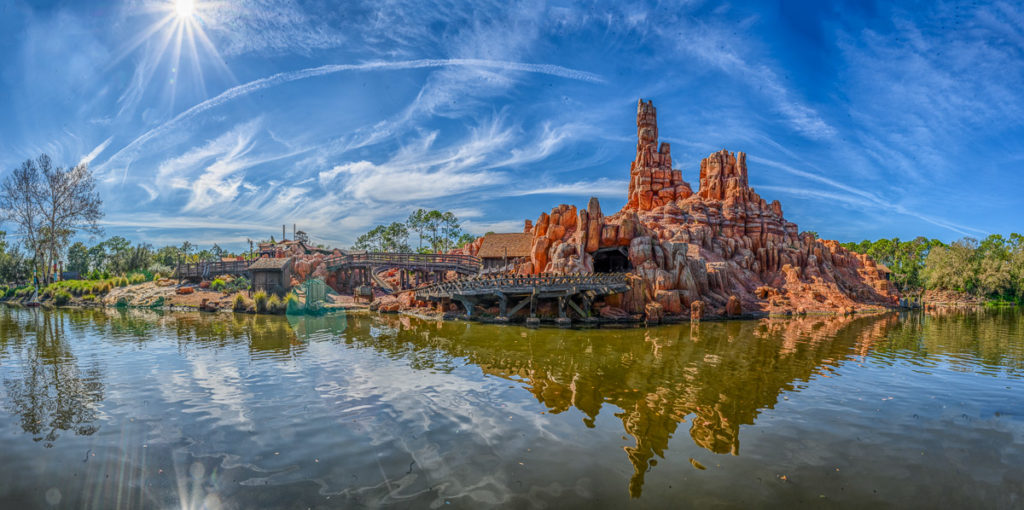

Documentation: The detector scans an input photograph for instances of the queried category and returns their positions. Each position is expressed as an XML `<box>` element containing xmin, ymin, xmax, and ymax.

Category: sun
<box><xmin>174</xmin><ymin>0</ymin><xmax>195</xmax><ymax>19</ymax></box>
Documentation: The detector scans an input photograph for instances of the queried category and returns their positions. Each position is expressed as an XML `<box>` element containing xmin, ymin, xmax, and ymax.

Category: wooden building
<box><xmin>476</xmin><ymin>233</ymin><xmax>533</xmax><ymax>272</ymax></box>
<box><xmin>248</xmin><ymin>257</ymin><xmax>295</xmax><ymax>296</ymax></box>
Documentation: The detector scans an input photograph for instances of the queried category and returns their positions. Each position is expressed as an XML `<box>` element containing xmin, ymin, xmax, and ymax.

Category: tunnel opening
<box><xmin>593</xmin><ymin>247</ymin><xmax>633</xmax><ymax>273</ymax></box>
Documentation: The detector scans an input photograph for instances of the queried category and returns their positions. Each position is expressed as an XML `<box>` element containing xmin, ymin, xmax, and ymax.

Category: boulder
<box><xmin>655</xmin><ymin>290</ymin><xmax>683</xmax><ymax>315</ymax></box>
<box><xmin>691</xmin><ymin>300</ymin><xmax>706</xmax><ymax>321</ymax></box>
<box><xmin>725</xmin><ymin>295</ymin><xmax>742</xmax><ymax>316</ymax></box>
<box><xmin>644</xmin><ymin>302</ymin><xmax>664</xmax><ymax>323</ymax></box>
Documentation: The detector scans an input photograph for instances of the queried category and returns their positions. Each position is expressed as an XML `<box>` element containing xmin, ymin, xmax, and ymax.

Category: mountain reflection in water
<box><xmin>0</xmin><ymin>306</ymin><xmax>1020</xmax><ymax>507</ymax></box>
<box><xmin>344</xmin><ymin>313</ymin><xmax>910</xmax><ymax>497</ymax></box>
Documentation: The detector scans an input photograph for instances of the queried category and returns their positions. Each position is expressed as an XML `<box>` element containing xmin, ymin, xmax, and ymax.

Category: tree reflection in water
<box><xmin>347</xmin><ymin>312</ymin><xmax>902</xmax><ymax>498</ymax></box>
<box><xmin>0</xmin><ymin>308</ymin><xmax>105</xmax><ymax>447</ymax></box>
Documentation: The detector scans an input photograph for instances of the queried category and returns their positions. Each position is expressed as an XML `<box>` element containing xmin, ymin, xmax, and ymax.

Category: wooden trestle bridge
<box><xmin>323</xmin><ymin>252</ymin><xmax>481</xmax><ymax>292</ymax></box>
<box><xmin>415</xmin><ymin>273</ymin><xmax>631</xmax><ymax>323</ymax></box>
<box><xmin>175</xmin><ymin>252</ymin><xmax>633</xmax><ymax>323</ymax></box>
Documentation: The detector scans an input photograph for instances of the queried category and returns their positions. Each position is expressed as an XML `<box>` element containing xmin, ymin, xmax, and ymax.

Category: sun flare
<box><xmin>174</xmin><ymin>0</ymin><xmax>195</xmax><ymax>19</ymax></box>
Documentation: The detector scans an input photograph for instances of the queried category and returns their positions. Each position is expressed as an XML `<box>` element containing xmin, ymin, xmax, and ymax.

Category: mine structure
<box><xmin>175</xmin><ymin>100</ymin><xmax>898</xmax><ymax>324</ymax></box>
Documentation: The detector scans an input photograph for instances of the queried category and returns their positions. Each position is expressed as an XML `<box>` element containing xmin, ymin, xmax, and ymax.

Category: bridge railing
<box><xmin>324</xmin><ymin>252</ymin><xmax>481</xmax><ymax>270</ymax></box>
<box><xmin>175</xmin><ymin>260</ymin><xmax>252</xmax><ymax>279</ymax></box>
<box><xmin>415</xmin><ymin>272</ymin><xmax>632</xmax><ymax>298</ymax></box>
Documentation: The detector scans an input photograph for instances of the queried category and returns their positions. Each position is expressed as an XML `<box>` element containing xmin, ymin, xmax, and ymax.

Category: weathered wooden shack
<box><xmin>248</xmin><ymin>257</ymin><xmax>295</xmax><ymax>296</ymax></box>
<box><xmin>476</xmin><ymin>233</ymin><xmax>533</xmax><ymax>272</ymax></box>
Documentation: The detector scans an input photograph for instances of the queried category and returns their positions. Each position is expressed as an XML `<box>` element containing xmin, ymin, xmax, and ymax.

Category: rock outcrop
<box><xmin>501</xmin><ymin>99</ymin><xmax>898</xmax><ymax>318</ymax></box>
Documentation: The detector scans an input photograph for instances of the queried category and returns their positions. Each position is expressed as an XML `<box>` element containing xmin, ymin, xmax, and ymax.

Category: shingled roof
<box><xmin>476</xmin><ymin>233</ymin><xmax>533</xmax><ymax>259</ymax></box>
<box><xmin>248</xmin><ymin>256</ymin><xmax>293</xmax><ymax>271</ymax></box>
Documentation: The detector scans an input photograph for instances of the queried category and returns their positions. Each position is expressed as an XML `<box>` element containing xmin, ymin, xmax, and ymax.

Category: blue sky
<box><xmin>1</xmin><ymin>0</ymin><xmax>1022</xmax><ymax>250</ymax></box>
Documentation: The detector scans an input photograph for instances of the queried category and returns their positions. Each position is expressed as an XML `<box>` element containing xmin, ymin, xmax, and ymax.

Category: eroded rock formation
<box><xmin>506</xmin><ymin>99</ymin><xmax>897</xmax><ymax>319</ymax></box>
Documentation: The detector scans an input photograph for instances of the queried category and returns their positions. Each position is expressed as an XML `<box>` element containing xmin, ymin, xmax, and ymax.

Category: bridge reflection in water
<box><xmin>343</xmin><ymin>312</ymin><xmax>902</xmax><ymax>497</ymax></box>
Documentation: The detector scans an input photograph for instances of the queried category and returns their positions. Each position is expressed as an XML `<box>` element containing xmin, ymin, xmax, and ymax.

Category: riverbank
<box><xmin>0</xmin><ymin>279</ymin><xmax>372</xmax><ymax>315</ymax></box>
<box><xmin>1</xmin><ymin>277</ymin><xmax>896</xmax><ymax>327</ymax></box>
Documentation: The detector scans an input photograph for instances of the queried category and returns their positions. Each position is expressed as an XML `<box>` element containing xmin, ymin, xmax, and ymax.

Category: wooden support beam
<box><xmin>558</xmin><ymin>295</ymin><xmax>566</xmax><ymax>318</ymax></box>
<box><xmin>456</xmin><ymin>297</ymin><xmax>475</xmax><ymax>317</ymax></box>
<box><xmin>497</xmin><ymin>292</ymin><xmax>508</xmax><ymax>317</ymax></box>
<box><xmin>507</xmin><ymin>295</ymin><xmax>532</xmax><ymax>317</ymax></box>
<box><xmin>566</xmin><ymin>297</ymin><xmax>587</xmax><ymax>318</ymax></box>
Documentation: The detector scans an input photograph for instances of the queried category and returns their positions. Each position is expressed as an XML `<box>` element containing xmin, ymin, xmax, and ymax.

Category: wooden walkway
<box><xmin>324</xmin><ymin>252</ymin><xmax>481</xmax><ymax>292</ymax></box>
<box><xmin>415</xmin><ymin>272</ymin><xmax>631</xmax><ymax>322</ymax></box>
<box><xmin>175</xmin><ymin>260</ymin><xmax>251</xmax><ymax>280</ymax></box>
<box><xmin>323</xmin><ymin>252</ymin><xmax>481</xmax><ymax>274</ymax></box>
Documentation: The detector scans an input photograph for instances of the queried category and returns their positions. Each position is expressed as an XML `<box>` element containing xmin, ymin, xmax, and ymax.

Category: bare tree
<box><xmin>0</xmin><ymin>154</ymin><xmax>103</xmax><ymax>282</ymax></box>
<box><xmin>0</xmin><ymin>159</ymin><xmax>43</xmax><ymax>270</ymax></box>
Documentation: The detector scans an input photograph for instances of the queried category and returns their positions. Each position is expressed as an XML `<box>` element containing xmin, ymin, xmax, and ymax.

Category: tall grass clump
<box><xmin>233</xmin><ymin>294</ymin><xmax>250</xmax><ymax>312</ymax></box>
<box><xmin>211</xmin><ymin>278</ymin><xmax>226</xmax><ymax>291</ymax></box>
<box><xmin>266</xmin><ymin>295</ymin><xmax>284</xmax><ymax>314</ymax></box>
<box><xmin>253</xmin><ymin>290</ymin><xmax>268</xmax><ymax>313</ymax></box>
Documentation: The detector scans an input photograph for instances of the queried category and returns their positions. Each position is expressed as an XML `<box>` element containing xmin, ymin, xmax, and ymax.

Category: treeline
<box><xmin>353</xmin><ymin>209</ymin><xmax>476</xmax><ymax>253</ymax></box>
<box><xmin>843</xmin><ymin>234</ymin><xmax>1024</xmax><ymax>301</ymax></box>
<box><xmin>0</xmin><ymin>231</ymin><xmax>246</xmax><ymax>285</ymax></box>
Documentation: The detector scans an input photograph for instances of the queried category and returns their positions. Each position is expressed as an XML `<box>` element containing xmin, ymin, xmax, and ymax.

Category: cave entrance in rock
<box><xmin>593</xmin><ymin>247</ymin><xmax>632</xmax><ymax>273</ymax></box>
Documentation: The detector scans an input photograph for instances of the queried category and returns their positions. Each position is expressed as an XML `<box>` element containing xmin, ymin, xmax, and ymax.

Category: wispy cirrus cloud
<box><xmin>96</xmin><ymin>58</ymin><xmax>604</xmax><ymax>182</ymax></box>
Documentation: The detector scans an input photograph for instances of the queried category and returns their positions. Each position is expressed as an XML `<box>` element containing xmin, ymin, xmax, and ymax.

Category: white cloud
<box><xmin>79</xmin><ymin>136</ymin><xmax>113</xmax><ymax>167</ymax></box>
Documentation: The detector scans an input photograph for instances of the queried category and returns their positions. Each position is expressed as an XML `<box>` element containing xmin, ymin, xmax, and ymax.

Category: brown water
<box><xmin>0</xmin><ymin>307</ymin><xmax>1022</xmax><ymax>508</ymax></box>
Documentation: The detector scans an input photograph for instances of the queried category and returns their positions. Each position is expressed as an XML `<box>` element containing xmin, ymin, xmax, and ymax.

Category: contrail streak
<box><xmin>99</xmin><ymin>59</ymin><xmax>605</xmax><ymax>179</ymax></box>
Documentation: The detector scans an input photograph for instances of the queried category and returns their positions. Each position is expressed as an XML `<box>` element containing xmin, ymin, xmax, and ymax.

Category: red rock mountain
<box><xmin>464</xmin><ymin>99</ymin><xmax>898</xmax><ymax>319</ymax></box>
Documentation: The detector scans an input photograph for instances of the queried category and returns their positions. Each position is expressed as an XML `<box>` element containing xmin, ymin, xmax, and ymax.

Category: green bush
<box><xmin>128</xmin><ymin>273</ymin><xmax>146</xmax><ymax>285</ymax></box>
<box><xmin>117</xmin><ymin>277</ymin><xmax>129</xmax><ymax>287</ymax></box>
<box><xmin>153</xmin><ymin>273</ymin><xmax>163</xmax><ymax>281</ymax></box>
<box><xmin>54</xmin><ymin>291</ymin><xmax>71</xmax><ymax>306</ymax></box>
<box><xmin>226</xmin><ymin>276</ymin><xmax>251</xmax><ymax>293</ymax></box>
<box><xmin>83</xmin><ymin>294</ymin><xmax>96</xmax><ymax>301</ymax></box>
<box><xmin>253</xmin><ymin>290</ymin><xmax>268</xmax><ymax>313</ymax></box>
<box><xmin>211</xmin><ymin>278</ymin><xmax>227</xmax><ymax>291</ymax></box>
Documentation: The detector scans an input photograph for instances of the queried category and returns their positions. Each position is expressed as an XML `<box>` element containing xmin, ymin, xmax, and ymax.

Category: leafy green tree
<box><xmin>456</xmin><ymin>233</ymin><xmax>477</xmax><ymax>249</ymax></box>
<box><xmin>382</xmin><ymin>222</ymin><xmax>410</xmax><ymax>252</ymax></box>
<box><xmin>154</xmin><ymin>245</ymin><xmax>182</xmax><ymax>267</ymax></box>
<box><xmin>66</xmin><ymin>242</ymin><xmax>90</xmax><ymax>273</ymax></box>
<box><xmin>407</xmin><ymin>209</ymin><xmax>429</xmax><ymax>250</ymax></box>
<box><xmin>922</xmin><ymin>240</ymin><xmax>978</xmax><ymax>293</ymax></box>
<box><xmin>424</xmin><ymin>210</ymin><xmax>444</xmax><ymax>252</ymax></box>
<box><xmin>87</xmin><ymin>243</ymin><xmax>107</xmax><ymax>273</ymax></box>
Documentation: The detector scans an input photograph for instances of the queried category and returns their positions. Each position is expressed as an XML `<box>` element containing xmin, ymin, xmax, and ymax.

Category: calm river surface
<box><xmin>0</xmin><ymin>307</ymin><xmax>1021</xmax><ymax>509</ymax></box>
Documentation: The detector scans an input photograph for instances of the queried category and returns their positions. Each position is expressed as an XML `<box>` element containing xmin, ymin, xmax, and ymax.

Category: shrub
<box><xmin>117</xmin><ymin>277</ymin><xmax>129</xmax><ymax>287</ymax></box>
<box><xmin>233</xmin><ymin>294</ymin><xmax>250</xmax><ymax>312</ymax></box>
<box><xmin>153</xmin><ymin>273</ymin><xmax>163</xmax><ymax>281</ymax></box>
<box><xmin>83</xmin><ymin>294</ymin><xmax>96</xmax><ymax>301</ymax></box>
<box><xmin>211</xmin><ymin>278</ymin><xmax>227</xmax><ymax>291</ymax></box>
<box><xmin>285</xmin><ymin>294</ymin><xmax>299</xmax><ymax>310</ymax></box>
<box><xmin>253</xmin><ymin>291</ymin><xmax>268</xmax><ymax>313</ymax></box>
<box><xmin>128</xmin><ymin>273</ymin><xmax>146</xmax><ymax>285</ymax></box>
<box><xmin>226</xmin><ymin>276</ymin><xmax>251</xmax><ymax>293</ymax></box>
<box><xmin>267</xmin><ymin>294</ymin><xmax>284</xmax><ymax>314</ymax></box>
<box><xmin>54</xmin><ymin>291</ymin><xmax>71</xmax><ymax>306</ymax></box>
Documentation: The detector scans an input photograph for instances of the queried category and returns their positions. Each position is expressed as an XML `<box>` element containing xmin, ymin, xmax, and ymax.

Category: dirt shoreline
<box><xmin>3</xmin><ymin>280</ymin><xmax>986</xmax><ymax>327</ymax></box>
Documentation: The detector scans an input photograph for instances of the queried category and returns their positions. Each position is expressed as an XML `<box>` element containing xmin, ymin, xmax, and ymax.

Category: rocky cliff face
<box><xmin>512</xmin><ymin>99</ymin><xmax>898</xmax><ymax>319</ymax></box>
